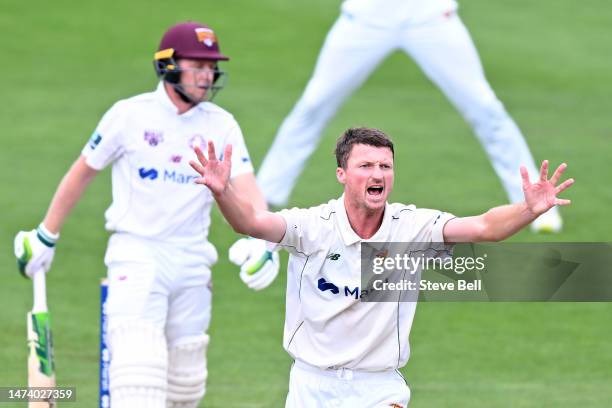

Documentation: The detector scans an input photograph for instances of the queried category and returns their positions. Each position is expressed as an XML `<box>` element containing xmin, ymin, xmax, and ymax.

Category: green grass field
<box><xmin>1</xmin><ymin>0</ymin><xmax>611</xmax><ymax>406</ymax></box>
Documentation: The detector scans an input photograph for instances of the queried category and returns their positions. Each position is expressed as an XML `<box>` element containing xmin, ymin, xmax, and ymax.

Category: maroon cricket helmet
<box><xmin>158</xmin><ymin>21</ymin><xmax>229</xmax><ymax>61</ymax></box>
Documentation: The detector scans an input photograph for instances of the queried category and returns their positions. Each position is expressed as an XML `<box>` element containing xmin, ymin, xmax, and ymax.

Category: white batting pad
<box><xmin>109</xmin><ymin>321</ymin><xmax>168</xmax><ymax>408</ymax></box>
<box><xmin>167</xmin><ymin>334</ymin><xmax>209</xmax><ymax>408</ymax></box>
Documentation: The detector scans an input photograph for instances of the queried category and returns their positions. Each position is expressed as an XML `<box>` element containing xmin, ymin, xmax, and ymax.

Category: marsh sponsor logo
<box><xmin>138</xmin><ymin>167</ymin><xmax>158</xmax><ymax>180</ymax></box>
<box><xmin>317</xmin><ymin>278</ymin><xmax>339</xmax><ymax>294</ymax></box>
<box><xmin>163</xmin><ymin>169</ymin><xmax>197</xmax><ymax>184</ymax></box>
<box><xmin>317</xmin><ymin>278</ymin><xmax>360</xmax><ymax>299</ymax></box>
<box><xmin>137</xmin><ymin>168</ymin><xmax>197</xmax><ymax>185</ymax></box>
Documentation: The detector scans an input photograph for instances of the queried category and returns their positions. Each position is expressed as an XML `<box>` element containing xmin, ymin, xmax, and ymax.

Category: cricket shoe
<box><xmin>530</xmin><ymin>208</ymin><xmax>563</xmax><ymax>233</ymax></box>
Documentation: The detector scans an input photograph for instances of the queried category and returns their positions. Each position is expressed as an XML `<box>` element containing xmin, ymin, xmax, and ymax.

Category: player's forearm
<box><xmin>479</xmin><ymin>202</ymin><xmax>538</xmax><ymax>241</ymax></box>
<box><xmin>229</xmin><ymin>173</ymin><xmax>268</xmax><ymax>211</ymax></box>
<box><xmin>214</xmin><ymin>183</ymin><xmax>262</xmax><ymax>236</ymax></box>
<box><xmin>42</xmin><ymin>156</ymin><xmax>98</xmax><ymax>234</ymax></box>
<box><xmin>214</xmin><ymin>183</ymin><xmax>285</xmax><ymax>242</ymax></box>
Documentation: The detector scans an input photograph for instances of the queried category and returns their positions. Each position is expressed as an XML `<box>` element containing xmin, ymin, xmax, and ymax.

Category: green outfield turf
<box><xmin>1</xmin><ymin>0</ymin><xmax>611</xmax><ymax>406</ymax></box>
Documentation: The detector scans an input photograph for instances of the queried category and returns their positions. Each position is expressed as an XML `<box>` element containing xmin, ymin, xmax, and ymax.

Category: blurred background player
<box><xmin>13</xmin><ymin>21</ymin><xmax>279</xmax><ymax>408</ymax></box>
<box><xmin>257</xmin><ymin>0</ymin><xmax>562</xmax><ymax>233</ymax></box>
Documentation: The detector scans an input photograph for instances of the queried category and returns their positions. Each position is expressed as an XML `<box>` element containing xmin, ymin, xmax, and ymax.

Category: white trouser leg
<box><xmin>400</xmin><ymin>14</ymin><xmax>546</xmax><ymax>205</ymax></box>
<box><xmin>257</xmin><ymin>14</ymin><xmax>396</xmax><ymax>206</ymax></box>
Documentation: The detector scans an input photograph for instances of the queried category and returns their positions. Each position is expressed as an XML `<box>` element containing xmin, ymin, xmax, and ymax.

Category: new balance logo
<box><xmin>138</xmin><ymin>167</ymin><xmax>158</xmax><ymax>180</ymax></box>
<box><xmin>326</xmin><ymin>253</ymin><xmax>341</xmax><ymax>261</ymax></box>
<box><xmin>317</xmin><ymin>278</ymin><xmax>339</xmax><ymax>294</ymax></box>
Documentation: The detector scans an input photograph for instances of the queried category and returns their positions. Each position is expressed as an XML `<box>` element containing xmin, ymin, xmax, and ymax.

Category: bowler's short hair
<box><xmin>335</xmin><ymin>127</ymin><xmax>395</xmax><ymax>169</ymax></box>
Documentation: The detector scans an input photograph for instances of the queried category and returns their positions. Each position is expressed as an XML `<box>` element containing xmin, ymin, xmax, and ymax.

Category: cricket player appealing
<box><xmin>257</xmin><ymin>0</ymin><xmax>563</xmax><ymax>233</ymax></box>
<box><xmin>190</xmin><ymin>127</ymin><xmax>573</xmax><ymax>407</ymax></box>
<box><xmin>14</xmin><ymin>22</ymin><xmax>279</xmax><ymax>407</ymax></box>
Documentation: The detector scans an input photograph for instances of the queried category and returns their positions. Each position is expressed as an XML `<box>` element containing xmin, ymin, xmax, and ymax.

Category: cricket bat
<box><xmin>27</xmin><ymin>270</ymin><xmax>56</xmax><ymax>407</ymax></box>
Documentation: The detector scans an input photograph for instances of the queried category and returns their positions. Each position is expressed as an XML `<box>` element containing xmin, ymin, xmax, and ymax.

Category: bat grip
<box><xmin>32</xmin><ymin>270</ymin><xmax>48</xmax><ymax>313</ymax></box>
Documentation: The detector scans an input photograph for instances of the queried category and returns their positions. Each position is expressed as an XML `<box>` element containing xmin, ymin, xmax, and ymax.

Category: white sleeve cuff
<box><xmin>431</xmin><ymin>212</ymin><xmax>456</xmax><ymax>243</ymax></box>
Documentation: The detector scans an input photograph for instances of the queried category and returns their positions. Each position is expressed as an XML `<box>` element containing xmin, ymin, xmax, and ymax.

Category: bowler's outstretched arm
<box><xmin>190</xmin><ymin>142</ymin><xmax>286</xmax><ymax>243</ymax></box>
<box><xmin>443</xmin><ymin>161</ymin><xmax>574</xmax><ymax>242</ymax></box>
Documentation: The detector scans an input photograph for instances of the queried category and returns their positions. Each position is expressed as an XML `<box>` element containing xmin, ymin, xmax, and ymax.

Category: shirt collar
<box><xmin>154</xmin><ymin>81</ymin><xmax>205</xmax><ymax>116</ymax></box>
<box><xmin>334</xmin><ymin>194</ymin><xmax>392</xmax><ymax>246</ymax></box>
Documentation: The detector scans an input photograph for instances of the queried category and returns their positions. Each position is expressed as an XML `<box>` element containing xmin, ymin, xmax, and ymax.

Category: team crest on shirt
<box><xmin>144</xmin><ymin>130</ymin><xmax>164</xmax><ymax>146</ymax></box>
<box><xmin>189</xmin><ymin>134</ymin><xmax>206</xmax><ymax>150</ymax></box>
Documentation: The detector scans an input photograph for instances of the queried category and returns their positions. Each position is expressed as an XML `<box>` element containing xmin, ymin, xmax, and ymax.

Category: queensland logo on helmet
<box><xmin>195</xmin><ymin>27</ymin><xmax>216</xmax><ymax>47</ymax></box>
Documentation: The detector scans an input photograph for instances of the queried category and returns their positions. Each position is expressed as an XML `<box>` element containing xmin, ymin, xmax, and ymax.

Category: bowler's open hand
<box><xmin>522</xmin><ymin>160</ymin><xmax>574</xmax><ymax>216</ymax></box>
<box><xmin>190</xmin><ymin>141</ymin><xmax>232</xmax><ymax>195</ymax></box>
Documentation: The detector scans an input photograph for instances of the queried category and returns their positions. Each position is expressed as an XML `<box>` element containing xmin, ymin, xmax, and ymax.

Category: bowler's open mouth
<box><xmin>367</xmin><ymin>186</ymin><xmax>384</xmax><ymax>196</ymax></box>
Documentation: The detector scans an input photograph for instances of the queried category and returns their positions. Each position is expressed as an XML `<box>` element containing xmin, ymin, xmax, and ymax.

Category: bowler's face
<box><xmin>337</xmin><ymin>144</ymin><xmax>394</xmax><ymax>212</ymax></box>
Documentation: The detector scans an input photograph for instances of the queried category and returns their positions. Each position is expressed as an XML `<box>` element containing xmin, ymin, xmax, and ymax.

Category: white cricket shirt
<box><xmin>82</xmin><ymin>82</ymin><xmax>254</xmax><ymax>263</ymax></box>
<box><xmin>279</xmin><ymin>196</ymin><xmax>455</xmax><ymax>371</ymax></box>
<box><xmin>342</xmin><ymin>0</ymin><xmax>458</xmax><ymax>27</ymax></box>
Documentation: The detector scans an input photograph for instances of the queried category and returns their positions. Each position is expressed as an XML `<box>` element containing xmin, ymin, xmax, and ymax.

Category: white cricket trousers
<box><xmin>286</xmin><ymin>361</ymin><xmax>411</xmax><ymax>408</ymax></box>
<box><xmin>258</xmin><ymin>11</ymin><xmax>545</xmax><ymax>208</ymax></box>
<box><xmin>104</xmin><ymin>233</ymin><xmax>213</xmax><ymax>343</ymax></box>
<box><xmin>104</xmin><ymin>233</ymin><xmax>213</xmax><ymax>407</ymax></box>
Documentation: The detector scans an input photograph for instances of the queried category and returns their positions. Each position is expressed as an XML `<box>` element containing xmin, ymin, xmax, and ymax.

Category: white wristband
<box><xmin>38</xmin><ymin>222</ymin><xmax>60</xmax><ymax>243</ymax></box>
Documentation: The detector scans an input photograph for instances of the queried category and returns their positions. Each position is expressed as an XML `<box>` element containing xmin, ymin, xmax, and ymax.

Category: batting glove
<box><xmin>14</xmin><ymin>223</ymin><xmax>59</xmax><ymax>278</ymax></box>
<box><xmin>229</xmin><ymin>237</ymin><xmax>279</xmax><ymax>291</ymax></box>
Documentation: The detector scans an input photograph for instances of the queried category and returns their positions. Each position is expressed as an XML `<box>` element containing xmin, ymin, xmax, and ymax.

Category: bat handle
<box><xmin>32</xmin><ymin>270</ymin><xmax>48</xmax><ymax>313</ymax></box>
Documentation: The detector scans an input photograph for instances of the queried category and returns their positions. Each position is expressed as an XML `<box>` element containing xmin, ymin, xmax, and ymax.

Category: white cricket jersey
<box><xmin>82</xmin><ymin>82</ymin><xmax>254</xmax><ymax>262</ymax></box>
<box><xmin>278</xmin><ymin>196</ymin><xmax>455</xmax><ymax>371</ymax></box>
<box><xmin>341</xmin><ymin>0</ymin><xmax>458</xmax><ymax>27</ymax></box>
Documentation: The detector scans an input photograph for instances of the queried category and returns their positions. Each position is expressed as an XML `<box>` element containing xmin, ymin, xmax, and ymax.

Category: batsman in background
<box><xmin>14</xmin><ymin>21</ymin><xmax>279</xmax><ymax>408</ymax></box>
<box><xmin>257</xmin><ymin>0</ymin><xmax>562</xmax><ymax>233</ymax></box>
